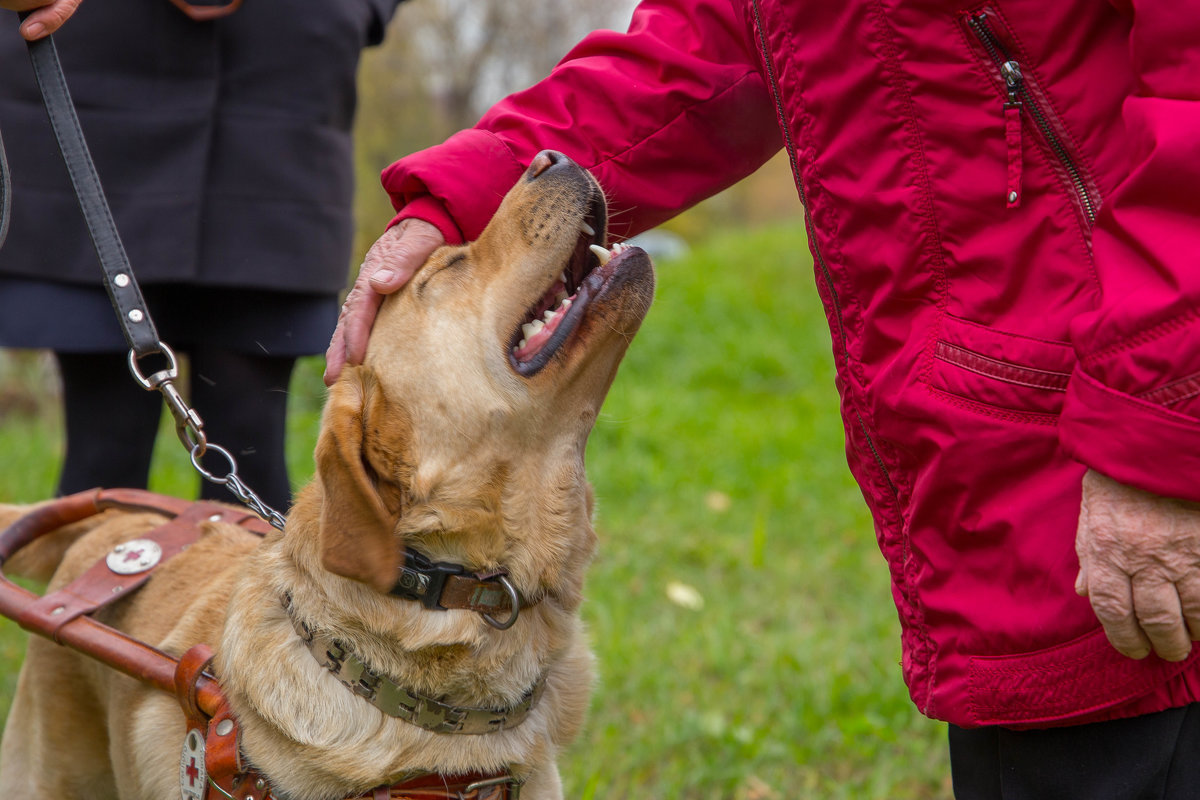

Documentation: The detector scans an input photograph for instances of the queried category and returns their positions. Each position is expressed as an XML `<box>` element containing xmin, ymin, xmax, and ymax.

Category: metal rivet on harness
<box><xmin>215</xmin><ymin>718</ymin><xmax>234</xmax><ymax>736</ymax></box>
<box><xmin>128</xmin><ymin>308</ymin><xmax>144</xmax><ymax>323</ymax></box>
<box><xmin>114</xmin><ymin>272</ymin><xmax>130</xmax><ymax>287</ymax></box>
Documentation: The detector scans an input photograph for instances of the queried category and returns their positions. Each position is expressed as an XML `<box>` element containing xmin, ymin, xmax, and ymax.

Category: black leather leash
<box><xmin>12</xmin><ymin>21</ymin><xmax>287</xmax><ymax>531</ymax></box>
<box><xmin>20</xmin><ymin>19</ymin><xmax>161</xmax><ymax>357</ymax></box>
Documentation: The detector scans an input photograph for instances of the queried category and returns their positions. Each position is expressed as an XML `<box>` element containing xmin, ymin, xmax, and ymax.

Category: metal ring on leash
<box><xmin>190</xmin><ymin>442</ymin><xmax>236</xmax><ymax>486</ymax></box>
<box><xmin>126</xmin><ymin>341</ymin><xmax>178</xmax><ymax>389</ymax></box>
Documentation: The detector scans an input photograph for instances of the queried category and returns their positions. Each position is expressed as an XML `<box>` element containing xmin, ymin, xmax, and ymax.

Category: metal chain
<box><xmin>127</xmin><ymin>342</ymin><xmax>288</xmax><ymax>531</ymax></box>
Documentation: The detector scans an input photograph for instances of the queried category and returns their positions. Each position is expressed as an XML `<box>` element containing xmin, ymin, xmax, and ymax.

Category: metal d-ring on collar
<box><xmin>481</xmin><ymin>575</ymin><xmax>520</xmax><ymax>631</ymax></box>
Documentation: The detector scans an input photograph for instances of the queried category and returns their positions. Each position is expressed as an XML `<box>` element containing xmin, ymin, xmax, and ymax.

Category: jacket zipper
<box><xmin>967</xmin><ymin>11</ymin><xmax>1099</xmax><ymax>225</ymax></box>
<box><xmin>749</xmin><ymin>0</ymin><xmax>899</xmax><ymax>501</ymax></box>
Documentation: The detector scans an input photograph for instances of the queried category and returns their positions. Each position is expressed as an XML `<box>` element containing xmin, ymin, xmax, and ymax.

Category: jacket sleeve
<box><xmin>380</xmin><ymin>0</ymin><xmax>782</xmax><ymax>245</ymax></box>
<box><xmin>1059</xmin><ymin>0</ymin><xmax>1200</xmax><ymax>501</ymax></box>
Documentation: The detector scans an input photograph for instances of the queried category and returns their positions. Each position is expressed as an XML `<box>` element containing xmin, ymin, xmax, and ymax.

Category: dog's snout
<box><xmin>525</xmin><ymin>150</ymin><xmax>573</xmax><ymax>181</ymax></box>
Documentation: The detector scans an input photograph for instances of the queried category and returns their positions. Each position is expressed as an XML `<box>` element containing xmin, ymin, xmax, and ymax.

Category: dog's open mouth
<box><xmin>508</xmin><ymin>195</ymin><xmax>644</xmax><ymax>377</ymax></box>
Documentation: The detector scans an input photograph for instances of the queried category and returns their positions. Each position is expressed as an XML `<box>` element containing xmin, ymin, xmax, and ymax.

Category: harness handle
<box><xmin>0</xmin><ymin>490</ymin><xmax>260</xmax><ymax>719</ymax></box>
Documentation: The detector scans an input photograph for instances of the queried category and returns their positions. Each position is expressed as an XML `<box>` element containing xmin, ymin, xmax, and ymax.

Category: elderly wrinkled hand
<box><xmin>324</xmin><ymin>218</ymin><xmax>444</xmax><ymax>386</ymax></box>
<box><xmin>1076</xmin><ymin>469</ymin><xmax>1200</xmax><ymax>662</ymax></box>
<box><xmin>1</xmin><ymin>0</ymin><xmax>83</xmax><ymax>39</ymax></box>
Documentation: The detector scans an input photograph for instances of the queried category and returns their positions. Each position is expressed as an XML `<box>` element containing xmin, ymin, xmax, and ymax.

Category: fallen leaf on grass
<box><xmin>666</xmin><ymin>580</ymin><xmax>704</xmax><ymax>610</ymax></box>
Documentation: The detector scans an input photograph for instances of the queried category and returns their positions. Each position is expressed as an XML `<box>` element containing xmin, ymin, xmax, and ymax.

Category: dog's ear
<box><xmin>314</xmin><ymin>368</ymin><xmax>399</xmax><ymax>593</ymax></box>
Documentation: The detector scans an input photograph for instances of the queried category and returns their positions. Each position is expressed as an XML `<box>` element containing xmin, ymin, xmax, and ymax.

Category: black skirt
<box><xmin>0</xmin><ymin>277</ymin><xmax>339</xmax><ymax>356</ymax></box>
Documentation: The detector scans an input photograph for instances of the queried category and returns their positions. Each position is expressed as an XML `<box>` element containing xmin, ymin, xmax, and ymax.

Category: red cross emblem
<box><xmin>106</xmin><ymin>539</ymin><xmax>162</xmax><ymax>575</ymax></box>
<box><xmin>179</xmin><ymin>728</ymin><xmax>206</xmax><ymax>800</ymax></box>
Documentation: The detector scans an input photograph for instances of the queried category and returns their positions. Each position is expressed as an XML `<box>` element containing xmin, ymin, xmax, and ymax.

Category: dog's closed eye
<box><xmin>415</xmin><ymin>252</ymin><xmax>469</xmax><ymax>298</ymax></box>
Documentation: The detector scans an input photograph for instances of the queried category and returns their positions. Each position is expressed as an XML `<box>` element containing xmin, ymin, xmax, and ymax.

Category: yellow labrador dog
<box><xmin>0</xmin><ymin>150</ymin><xmax>654</xmax><ymax>799</ymax></box>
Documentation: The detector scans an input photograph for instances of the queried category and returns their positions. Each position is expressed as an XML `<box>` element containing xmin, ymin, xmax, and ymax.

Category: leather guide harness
<box><xmin>0</xmin><ymin>491</ymin><xmax>523</xmax><ymax>799</ymax></box>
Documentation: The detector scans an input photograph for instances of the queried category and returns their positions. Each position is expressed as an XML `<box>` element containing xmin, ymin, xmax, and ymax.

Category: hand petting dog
<box><xmin>325</xmin><ymin>218</ymin><xmax>444</xmax><ymax>386</ymax></box>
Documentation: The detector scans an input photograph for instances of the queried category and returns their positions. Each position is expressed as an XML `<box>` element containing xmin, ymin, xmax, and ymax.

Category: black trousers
<box><xmin>54</xmin><ymin>349</ymin><xmax>296</xmax><ymax>512</ymax></box>
<box><xmin>950</xmin><ymin>704</ymin><xmax>1200</xmax><ymax>799</ymax></box>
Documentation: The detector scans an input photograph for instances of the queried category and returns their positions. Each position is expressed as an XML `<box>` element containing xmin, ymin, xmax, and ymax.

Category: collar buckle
<box><xmin>389</xmin><ymin>549</ymin><xmax>463</xmax><ymax>609</ymax></box>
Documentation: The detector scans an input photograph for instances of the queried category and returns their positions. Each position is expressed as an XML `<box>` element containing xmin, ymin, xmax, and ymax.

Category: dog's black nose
<box><xmin>525</xmin><ymin>150</ymin><xmax>572</xmax><ymax>181</ymax></box>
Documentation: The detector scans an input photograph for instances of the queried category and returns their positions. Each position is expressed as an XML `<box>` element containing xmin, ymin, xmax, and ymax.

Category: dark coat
<box><xmin>0</xmin><ymin>0</ymin><xmax>403</xmax><ymax>294</ymax></box>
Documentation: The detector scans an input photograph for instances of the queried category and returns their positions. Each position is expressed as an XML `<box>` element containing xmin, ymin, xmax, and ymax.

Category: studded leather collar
<box><xmin>283</xmin><ymin>596</ymin><xmax>546</xmax><ymax>735</ymax></box>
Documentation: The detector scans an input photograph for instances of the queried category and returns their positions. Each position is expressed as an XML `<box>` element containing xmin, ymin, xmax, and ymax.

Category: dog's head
<box><xmin>316</xmin><ymin>151</ymin><xmax>655</xmax><ymax>592</ymax></box>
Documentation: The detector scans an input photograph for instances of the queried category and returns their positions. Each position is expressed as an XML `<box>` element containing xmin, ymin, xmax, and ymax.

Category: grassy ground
<box><xmin>0</xmin><ymin>224</ymin><xmax>951</xmax><ymax>798</ymax></box>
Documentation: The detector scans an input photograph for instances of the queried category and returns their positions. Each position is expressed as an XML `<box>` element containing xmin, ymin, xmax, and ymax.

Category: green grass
<box><xmin>0</xmin><ymin>224</ymin><xmax>950</xmax><ymax>798</ymax></box>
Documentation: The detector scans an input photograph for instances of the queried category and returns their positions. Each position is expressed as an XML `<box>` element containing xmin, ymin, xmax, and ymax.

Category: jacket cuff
<box><xmin>1060</xmin><ymin>367</ymin><xmax>1200</xmax><ymax>502</ymax></box>
<box><xmin>389</xmin><ymin>196</ymin><xmax>464</xmax><ymax>246</ymax></box>
<box><xmin>381</xmin><ymin>128</ymin><xmax>525</xmax><ymax>244</ymax></box>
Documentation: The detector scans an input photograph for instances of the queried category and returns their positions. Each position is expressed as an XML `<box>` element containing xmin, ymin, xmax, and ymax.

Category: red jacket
<box><xmin>381</xmin><ymin>0</ymin><xmax>1200</xmax><ymax>728</ymax></box>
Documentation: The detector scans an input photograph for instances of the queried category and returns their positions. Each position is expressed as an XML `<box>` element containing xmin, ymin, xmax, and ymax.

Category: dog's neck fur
<box><xmin>214</xmin><ymin>472</ymin><xmax>595</xmax><ymax>800</ymax></box>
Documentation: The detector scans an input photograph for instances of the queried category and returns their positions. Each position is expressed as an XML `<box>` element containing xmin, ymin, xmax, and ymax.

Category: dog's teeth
<box><xmin>543</xmin><ymin>309</ymin><xmax>557</xmax><ymax>323</ymax></box>
<box><xmin>580</xmin><ymin>221</ymin><xmax>595</xmax><ymax>236</ymax></box>
<box><xmin>561</xmin><ymin>297</ymin><xmax>572</xmax><ymax>309</ymax></box>
<box><xmin>517</xmin><ymin>339</ymin><xmax>527</xmax><ymax>350</ymax></box>
<box><xmin>522</xmin><ymin>320</ymin><xmax>545</xmax><ymax>341</ymax></box>
<box><xmin>589</xmin><ymin>244</ymin><xmax>611</xmax><ymax>265</ymax></box>
<box><xmin>556</xmin><ymin>290</ymin><xmax>569</xmax><ymax>304</ymax></box>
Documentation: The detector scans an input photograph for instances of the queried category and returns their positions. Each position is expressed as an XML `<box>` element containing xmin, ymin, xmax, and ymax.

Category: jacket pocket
<box><xmin>927</xmin><ymin>314</ymin><xmax>1074</xmax><ymax>421</ymax></box>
